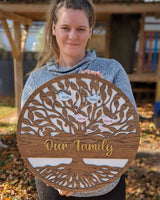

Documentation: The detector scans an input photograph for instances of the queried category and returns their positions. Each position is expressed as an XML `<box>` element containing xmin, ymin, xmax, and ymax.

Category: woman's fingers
<box><xmin>64</xmin><ymin>191</ymin><xmax>73</xmax><ymax>197</ymax></box>
<box><xmin>58</xmin><ymin>189</ymin><xmax>73</xmax><ymax>197</ymax></box>
<box><xmin>81</xmin><ymin>70</ymin><xmax>103</xmax><ymax>78</ymax></box>
<box><xmin>96</xmin><ymin>71</ymin><xmax>103</xmax><ymax>78</ymax></box>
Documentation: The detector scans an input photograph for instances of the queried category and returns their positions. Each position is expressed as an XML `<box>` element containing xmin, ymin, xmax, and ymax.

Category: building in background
<box><xmin>0</xmin><ymin>15</ymin><xmax>160</xmax><ymax>105</ymax></box>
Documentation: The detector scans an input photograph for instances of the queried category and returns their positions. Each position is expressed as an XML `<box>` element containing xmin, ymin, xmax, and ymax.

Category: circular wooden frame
<box><xmin>17</xmin><ymin>74</ymin><xmax>140</xmax><ymax>192</ymax></box>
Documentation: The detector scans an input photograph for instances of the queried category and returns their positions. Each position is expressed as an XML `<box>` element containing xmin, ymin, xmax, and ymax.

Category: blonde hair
<box><xmin>34</xmin><ymin>0</ymin><xmax>96</xmax><ymax>71</ymax></box>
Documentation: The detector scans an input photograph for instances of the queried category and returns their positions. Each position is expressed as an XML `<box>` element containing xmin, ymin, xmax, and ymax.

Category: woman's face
<box><xmin>52</xmin><ymin>7</ymin><xmax>92</xmax><ymax>62</ymax></box>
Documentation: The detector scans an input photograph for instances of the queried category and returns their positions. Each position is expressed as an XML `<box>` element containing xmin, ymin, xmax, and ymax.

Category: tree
<box><xmin>17</xmin><ymin>74</ymin><xmax>139</xmax><ymax>192</ymax></box>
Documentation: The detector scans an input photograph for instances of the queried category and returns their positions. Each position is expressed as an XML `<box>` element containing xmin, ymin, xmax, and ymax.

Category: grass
<box><xmin>0</xmin><ymin>106</ymin><xmax>16</xmax><ymax>119</ymax></box>
<box><xmin>0</xmin><ymin>106</ymin><xmax>17</xmax><ymax>134</ymax></box>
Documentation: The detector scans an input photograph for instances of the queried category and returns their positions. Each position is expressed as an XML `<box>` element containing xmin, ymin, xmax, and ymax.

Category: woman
<box><xmin>21</xmin><ymin>0</ymin><xmax>137</xmax><ymax>199</ymax></box>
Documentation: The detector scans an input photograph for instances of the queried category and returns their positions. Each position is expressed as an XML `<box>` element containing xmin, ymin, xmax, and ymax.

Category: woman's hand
<box><xmin>81</xmin><ymin>70</ymin><xmax>103</xmax><ymax>78</ymax></box>
<box><xmin>46</xmin><ymin>184</ymin><xmax>73</xmax><ymax>197</ymax></box>
<box><xmin>58</xmin><ymin>189</ymin><xmax>73</xmax><ymax>197</ymax></box>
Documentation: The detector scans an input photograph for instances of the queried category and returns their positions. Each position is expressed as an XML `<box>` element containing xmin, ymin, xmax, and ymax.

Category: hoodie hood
<box><xmin>46</xmin><ymin>50</ymin><xmax>97</xmax><ymax>76</ymax></box>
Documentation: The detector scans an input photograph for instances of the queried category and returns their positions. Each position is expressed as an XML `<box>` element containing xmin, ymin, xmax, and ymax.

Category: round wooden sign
<box><xmin>17</xmin><ymin>74</ymin><xmax>140</xmax><ymax>192</ymax></box>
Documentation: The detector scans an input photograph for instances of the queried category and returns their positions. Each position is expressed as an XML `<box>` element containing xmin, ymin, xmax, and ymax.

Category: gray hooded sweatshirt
<box><xmin>21</xmin><ymin>50</ymin><xmax>137</xmax><ymax>197</ymax></box>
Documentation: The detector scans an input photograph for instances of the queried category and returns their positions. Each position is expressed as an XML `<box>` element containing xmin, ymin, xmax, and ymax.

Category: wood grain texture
<box><xmin>17</xmin><ymin>73</ymin><xmax>140</xmax><ymax>192</ymax></box>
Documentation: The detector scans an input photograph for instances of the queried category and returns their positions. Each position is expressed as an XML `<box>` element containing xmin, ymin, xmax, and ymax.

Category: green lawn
<box><xmin>0</xmin><ymin>106</ymin><xmax>16</xmax><ymax>118</ymax></box>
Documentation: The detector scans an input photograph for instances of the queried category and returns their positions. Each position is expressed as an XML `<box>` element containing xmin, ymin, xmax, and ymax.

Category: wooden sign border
<box><xmin>17</xmin><ymin>73</ymin><xmax>140</xmax><ymax>192</ymax></box>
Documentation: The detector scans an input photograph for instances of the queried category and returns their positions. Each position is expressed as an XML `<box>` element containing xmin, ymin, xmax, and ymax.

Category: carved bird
<box><xmin>98</xmin><ymin>125</ymin><xmax>108</xmax><ymax>131</ymax></box>
<box><xmin>58</xmin><ymin>91</ymin><xmax>72</xmax><ymax>101</ymax></box>
<box><xmin>86</xmin><ymin>94</ymin><xmax>100</xmax><ymax>104</ymax></box>
<box><xmin>75</xmin><ymin>113</ymin><xmax>88</xmax><ymax>123</ymax></box>
<box><xmin>102</xmin><ymin>115</ymin><xmax>116</xmax><ymax>125</ymax></box>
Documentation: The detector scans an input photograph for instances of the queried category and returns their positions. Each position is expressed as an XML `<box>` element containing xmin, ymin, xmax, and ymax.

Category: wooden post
<box><xmin>104</xmin><ymin>14</ymin><xmax>111</xmax><ymax>58</ymax></box>
<box><xmin>155</xmin><ymin>52</ymin><xmax>160</xmax><ymax>102</ymax></box>
<box><xmin>13</xmin><ymin>21</ymin><xmax>23</xmax><ymax>116</ymax></box>
<box><xmin>21</xmin><ymin>25</ymin><xmax>29</xmax><ymax>53</ymax></box>
<box><xmin>137</xmin><ymin>14</ymin><xmax>145</xmax><ymax>73</ymax></box>
<box><xmin>0</xmin><ymin>10</ymin><xmax>32</xmax><ymax>117</ymax></box>
<box><xmin>1</xmin><ymin>19</ymin><xmax>19</xmax><ymax>58</ymax></box>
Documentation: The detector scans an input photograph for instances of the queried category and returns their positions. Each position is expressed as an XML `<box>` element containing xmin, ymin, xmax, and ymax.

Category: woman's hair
<box><xmin>34</xmin><ymin>0</ymin><xmax>96</xmax><ymax>71</ymax></box>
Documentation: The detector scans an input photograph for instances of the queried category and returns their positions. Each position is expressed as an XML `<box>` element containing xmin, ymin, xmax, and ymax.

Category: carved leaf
<box><xmin>126</xmin><ymin>111</ymin><xmax>133</xmax><ymax>120</ymax></box>
<box><xmin>82</xmin><ymin>80</ymin><xmax>89</xmax><ymax>91</ymax></box>
<box><xmin>54</xmin><ymin>101</ymin><xmax>62</xmax><ymax>108</ymax></box>
<box><xmin>65</xmin><ymin>79</ymin><xmax>70</xmax><ymax>89</ymax></box>
<box><xmin>80</xmin><ymin>89</ymin><xmax>88</xmax><ymax>98</ymax></box>
<box><xmin>57</xmin><ymin>119</ymin><xmax>63</xmax><ymax>127</ymax></box>
<box><xmin>40</xmin><ymin>91</ymin><xmax>46</xmax><ymax>100</ymax></box>
<box><xmin>100</xmin><ymin>84</ymin><xmax>106</xmax><ymax>94</ymax></box>
<box><xmin>34</xmin><ymin>119</ymin><xmax>46</xmax><ymax>125</ymax></box>
<box><xmin>90</xmin><ymin>79</ymin><xmax>95</xmax><ymax>89</ymax></box>
<box><xmin>48</xmin><ymin>85</ymin><xmax>57</xmax><ymax>92</ymax></box>
<box><xmin>101</xmin><ymin>91</ymin><xmax>107</xmax><ymax>102</ymax></box>
<box><xmin>78</xmin><ymin>110</ymin><xmax>88</xmax><ymax>118</ymax></box>
<box><xmin>57</xmin><ymin>81</ymin><xmax>65</xmax><ymax>89</ymax></box>
<box><xmin>113</xmin><ymin>100</ymin><xmax>119</xmax><ymax>111</ymax></box>
<box><xmin>95</xmin><ymin>108</ymin><xmax>103</xmax><ymax>120</ymax></box>
<box><xmin>43</xmin><ymin>97</ymin><xmax>52</xmax><ymax>106</ymax></box>
<box><xmin>94</xmin><ymin>81</ymin><xmax>99</xmax><ymax>91</ymax></box>
<box><xmin>32</xmin><ymin>100</ymin><xmax>41</xmax><ymax>106</ymax></box>
<box><xmin>107</xmin><ymin>86</ymin><xmax>112</xmax><ymax>97</ymax></box>
<box><xmin>34</xmin><ymin>111</ymin><xmax>46</xmax><ymax>119</ymax></box>
<box><xmin>103</xmin><ymin>106</ymin><xmax>109</xmax><ymax>115</ymax></box>
<box><xmin>70</xmin><ymin>82</ymin><xmax>78</xmax><ymax>90</ymax></box>
<box><xmin>62</xmin><ymin>108</ymin><xmax>68</xmax><ymax>117</ymax></box>
<box><xmin>67</xmin><ymin>99</ymin><xmax>72</xmax><ymax>106</ymax></box>
<box><xmin>28</xmin><ymin>112</ymin><xmax>34</xmax><ymax>122</ymax></box>
<box><xmin>68</xmin><ymin>115</ymin><xmax>76</xmax><ymax>123</ymax></box>
<box><xmin>23</xmin><ymin>118</ymin><xmax>32</xmax><ymax>126</ymax></box>
<box><xmin>87</xmin><ymin>105</ymin><xmax>93</xmax><ymax>117</ymax></box>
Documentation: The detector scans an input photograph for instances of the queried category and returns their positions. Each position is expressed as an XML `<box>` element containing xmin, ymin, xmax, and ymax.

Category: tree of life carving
<box><xmin>17</xmin><ymin>74</ymin><xmax>140</xmax><ymax>192</ymax></box>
